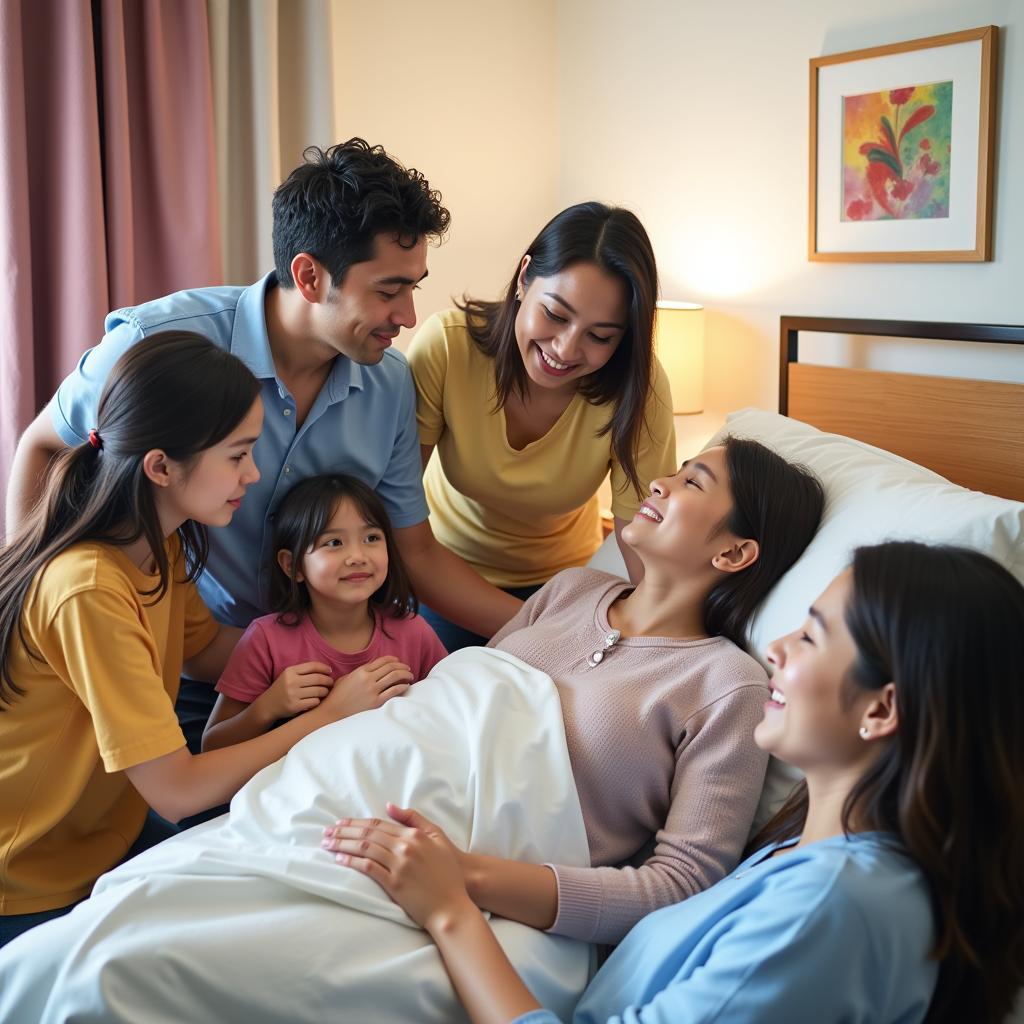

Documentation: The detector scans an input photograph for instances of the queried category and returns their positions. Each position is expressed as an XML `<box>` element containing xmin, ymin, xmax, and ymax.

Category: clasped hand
<box><xmin>321</xmin><ymin>803</ymin><xmax>474</xmax><ymax>932</ymax></box>
<box><xmin>261</xmin><ymin>656</ymin><xmax>414</xmax><ymax>721</ymax></box>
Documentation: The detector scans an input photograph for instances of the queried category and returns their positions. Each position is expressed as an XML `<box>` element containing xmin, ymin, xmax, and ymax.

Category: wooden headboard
<box><xmin>779</xmin><ymin>317</ymin><xmax>1024</xmax><ymax>501</ymax></box>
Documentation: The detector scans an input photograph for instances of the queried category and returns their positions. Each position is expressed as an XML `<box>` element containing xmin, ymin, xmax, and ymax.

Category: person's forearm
<box><xmin>185</xmin><ymin>707</ymin><xmax>332</xmax><ymax>811</ymax></box>
<box><xmin>131</xmin><ymin>705</ymin><xmax>334</xmax><ymax>822</ymax></box>
<box><xmin>409</xmin><ymin>546</ymin><xmax>523</xmax><ymax>638</ymax></box>
<box><xmin>463</xmin><ymin>854</ymin><xmax>559</xmax><ymax>931</ymax></box>
<box><xmin>427</xmin><ymin>896</ymin><xmax>544</xmax><ymax>1024</ymax></box>
<box><xmin>201</xmin><ymin>698</ymin><xmax>276</xmax><ymax>751</ymax></box>
<box><xmin>5</xmin><ymin>437</ymin><xmax>59</xmax><ymax>536</ymax></box>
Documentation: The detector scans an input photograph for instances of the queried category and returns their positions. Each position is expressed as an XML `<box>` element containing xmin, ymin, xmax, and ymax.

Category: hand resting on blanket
<box><xmin>325</xmin><ymin>804</ymin><xmax>474</xmax><ymax>932</ymax></box>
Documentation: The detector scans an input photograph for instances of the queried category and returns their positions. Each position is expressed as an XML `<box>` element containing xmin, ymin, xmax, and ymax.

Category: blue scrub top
<box><xmin>50</xmin><ymin>274</ymin><xmax>429</xmax><ymax>627</ymax></box>
<box><xmin>517</xmin><ymin>833</ymin><xmax>937</xmax><ymax>1024</ymax></box>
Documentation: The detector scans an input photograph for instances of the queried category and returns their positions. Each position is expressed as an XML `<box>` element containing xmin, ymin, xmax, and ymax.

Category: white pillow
<box><xmin>588</xmin><ymin>407</ymin><xmax>1024</xmax><ymax>831</ymax></box>
<box><xmin>711</xmin><ymin>408</ymin><xmax>1024</xmax><ymax>660</ymax></box>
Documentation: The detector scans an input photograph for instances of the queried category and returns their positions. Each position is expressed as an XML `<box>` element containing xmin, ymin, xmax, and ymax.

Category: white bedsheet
<box><xmin>0</xmin><ymin>647</ymin><xmax>593</xmax><ymax>1023</ymax></box>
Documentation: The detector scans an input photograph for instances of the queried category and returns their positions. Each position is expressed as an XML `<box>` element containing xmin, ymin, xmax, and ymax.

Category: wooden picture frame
<box><xmin>809</xmin><ymin>26</ymin><xmax>997</xmax><ymax>262</ymax></box>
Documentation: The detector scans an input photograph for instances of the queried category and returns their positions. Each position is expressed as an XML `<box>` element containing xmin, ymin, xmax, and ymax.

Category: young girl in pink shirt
<box><xmin>202</xmin><ymin>475</ymin><xmax>448</xmax><ymax>751</ymax></box>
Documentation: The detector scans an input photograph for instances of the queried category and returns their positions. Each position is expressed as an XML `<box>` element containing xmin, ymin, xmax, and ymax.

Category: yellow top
<box><xmin>0</xmin><ymin>538</ymin><xmax>218</xmax><ymax>914</ymax></box>
<box><xmin>407</xmin><ymin>309</ymin><xmax>677</xmax><ymax>587</ymax></box>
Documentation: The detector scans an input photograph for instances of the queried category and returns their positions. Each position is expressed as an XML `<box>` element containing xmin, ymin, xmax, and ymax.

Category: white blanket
<box><xmin>0</xmin><ymin>648</ymin><xmax>593</xmax><ymax>1023</ymax></box>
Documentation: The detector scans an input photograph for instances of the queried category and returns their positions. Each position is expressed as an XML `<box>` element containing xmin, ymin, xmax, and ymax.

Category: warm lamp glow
<box><xmin>655</xmin><ymin>301</ymin><xmax>705</xmax><ymax>414</ymax></box>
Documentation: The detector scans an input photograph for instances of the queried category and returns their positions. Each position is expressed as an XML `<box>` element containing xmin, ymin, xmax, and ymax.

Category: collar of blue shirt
<box><xmin>229</xmin><ymin>272</ymin><xmax>364</xmax><ymax>404</ymax></box>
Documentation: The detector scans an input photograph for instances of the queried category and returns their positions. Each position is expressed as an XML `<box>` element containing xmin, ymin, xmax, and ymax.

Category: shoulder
<box><xmin>34</xmin><ymin>544</ymin><xmax>106</xmax><ymax>596</ymax></box>
<box><xmin>377</xmin><ymin>345</ymin><xmax>413</xmax><ymax>378</ymax></box>
<box><xmin>408</xmin><ymin>309</ymin><xmax>472</xmax><ymax>356</ymax></box>
<box><xmin>663</xmin><ymin>639</ymin><xmax>767</xmax><ymax>729</ymax></box>
<box><xmin>430</xmin><ymin>308</ymin><xmax>471</xmax><ymax>337</ymax></box>
<box><xmin>754</xmin><ymin>838</ymin><xmax>935</xmax><ymax>977</ymax></box>
<box><xmin>384</xmin><ymin>610</ymin><xmax>435</xmax><ymax>639</ymax></box>
<box><xmin>645</xmin><ymin>358</ymin><xmax>675</xmax><ymax>419</ymax></box>
<box><xmin>28</xmin><ymin>544</ymin><xmax>139</xmax><ymax>628</ymax></box>
<box><xmin>756</xmin><ymin>837</ymin><xmax>930</xmax><ymax>927</ymax></box>
<box><xmin>648</xmin><ymin>356</ymin><xmax>672</xmax><ymax>394</ymax></box>
<box><xmin>41</xmin><ymin>543</ymin><xmax>134</xmax><ymax>593</ymax></box>
<box><xmin>699</xmin><ymin>637</ymin><xmax>769</xmax><ymax>688</ymax></box>
<box><xmin>104</xmin><ymin>282</ymin><xmax>250</xmax><ymax>336</ymax></box>
<box><xmin>244</xmin><ymin>612</ymin><xmax>287</xmax><ymax>639</ymax></box>
<box><xmin>819</xmin><ymin>838</ymin><xmax>931</xmax><ymax>920</ymax></box>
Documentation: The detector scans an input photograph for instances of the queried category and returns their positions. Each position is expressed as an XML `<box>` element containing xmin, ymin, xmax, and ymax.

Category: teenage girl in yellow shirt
<box><xmin>408</xmin><ymin>202</ymin><xmax>677</xmax><ymax>650</ymax></box>
<box><xmin>0</xmin><ymin>333</ymin><xmax>374</xmax><ymax>948</ymax></box>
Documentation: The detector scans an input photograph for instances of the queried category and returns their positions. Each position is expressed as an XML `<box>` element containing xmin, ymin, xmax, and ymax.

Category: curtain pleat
<box><xmin>0</xmin><ymin>0</ymin><xmax>220</xmax><ymax>532</ymax></box>
<box><xmin>0</xmin><ymin>0</ymin><xmax>108</xmax><ymax>526</ymax></box>
<box><xmin>99</xmin><ymin>0</ymin><xmax>221</xmax><ymax>309</ymax></box>
<box><xmin>207</xmin><ymin>0</ymin><xmax>336</xmax><ymax>285</ymax></box>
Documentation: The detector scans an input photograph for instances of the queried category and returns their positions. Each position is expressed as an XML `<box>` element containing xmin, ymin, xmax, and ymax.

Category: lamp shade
<box><xmin>654</xmin><ymin>301</ymin><xmax>705</xmax><ymax>414</ymax></box>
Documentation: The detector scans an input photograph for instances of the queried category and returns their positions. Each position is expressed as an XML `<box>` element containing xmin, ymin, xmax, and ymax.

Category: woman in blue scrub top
<box><xmin>324</xmin><ymin>541</ymin><xmax>1024</xmax><ymax>1024</ymax></box>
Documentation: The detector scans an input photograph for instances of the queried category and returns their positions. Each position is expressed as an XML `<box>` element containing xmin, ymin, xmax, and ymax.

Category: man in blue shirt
<box><xmin>6</xmin><ymin>139</ymin><xmax>522</xmax><ymax>748</ymax></box>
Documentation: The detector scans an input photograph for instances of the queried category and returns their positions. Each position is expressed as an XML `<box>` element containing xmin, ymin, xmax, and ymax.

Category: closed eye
<box><xmin>800</xmin><ymin>631</ymin><xmax>813</xmax><ymax>644</ymax></box>
<box><xmin>231</xmin><ymin>451</ymin><xmax>249</xmax><ymax>464</ymax></box>
<box><xmin>542</xmin><ymin>306</ymin><xmax>567</xmax><ymax>324</ymax></box>
<box><xmin>685</xmin><ymin>477</ymin><xmax>702</xmax><ymax>490</ymax></box>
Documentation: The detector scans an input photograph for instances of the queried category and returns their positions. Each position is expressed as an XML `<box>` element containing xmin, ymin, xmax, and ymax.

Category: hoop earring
<box><xmin>858</xmin><ymin>726</ymin><xmax>870</xmax><ymax>740</ymax></box>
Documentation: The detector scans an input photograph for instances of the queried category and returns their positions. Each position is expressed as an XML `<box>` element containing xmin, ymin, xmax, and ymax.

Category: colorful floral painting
<box><xmin>841</xmin><ymin>81</ymin><xmax>953</xmax><ymax>221</ymax></box>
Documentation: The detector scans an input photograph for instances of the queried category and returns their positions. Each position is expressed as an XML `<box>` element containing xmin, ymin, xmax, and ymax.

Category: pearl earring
<box><xmin>858</xmin><ymin>726</ymin><xmax>870</xmax><ymax>740</ymax></box>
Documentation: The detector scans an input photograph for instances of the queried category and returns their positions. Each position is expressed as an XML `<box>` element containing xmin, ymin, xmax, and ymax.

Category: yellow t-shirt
<box><xmin>0</xmin><ymin>538</ymin><xmax>218</xmax><ymax>914</ymax></box>
<box><xmin>407</xmin><ymin>309</ymin><xmax>677</xmax><ymax>587</ymax></box>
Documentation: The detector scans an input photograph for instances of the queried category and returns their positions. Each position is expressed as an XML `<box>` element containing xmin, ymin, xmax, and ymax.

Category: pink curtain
<box><xmin>0</xmin><ymin>0</ymin><xmax>220</xmax><ymax>532</ymax></box>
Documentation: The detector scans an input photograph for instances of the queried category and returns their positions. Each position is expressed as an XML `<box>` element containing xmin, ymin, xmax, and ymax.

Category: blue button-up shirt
<box><xmin>50</xmin><ymin>273</ymin><xmax>429</xmax><ymax>627</ymax></box>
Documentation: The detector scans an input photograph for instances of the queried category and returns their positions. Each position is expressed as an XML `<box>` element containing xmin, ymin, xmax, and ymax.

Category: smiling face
<box><xmin>756</xmin><ymin>570</ymin><xmax>880</xmax><ymax>773</ymax></box>
<box><xmin>620</xmin><ymin>446</ymin><xmax>745</xmax><ymax>574</ymax></box>
<box><xmin>312</xmin><ymin>232</ymin><xmax>428</xmax><ymax>365</ymax></box>
<box><xmin>284</xmin><ymin>497</ymin><xmax>390</xmax><ymax>611</ymax></box>
<box><xmin>514</xmin><ymin>260</ymin><xmax>628</xmax><ymax>394</ymax></box>
<box><xmin>161</xmin><ymin>397</ymin><xmax>263</xmax><ymax>529</ymax></box>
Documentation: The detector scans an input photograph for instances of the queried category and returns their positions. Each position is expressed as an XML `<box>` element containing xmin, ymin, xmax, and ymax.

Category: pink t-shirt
<box><xmin>216</xmin><ymin>610</ymin><xmax>448</xmax><ymax>704</ymax></box>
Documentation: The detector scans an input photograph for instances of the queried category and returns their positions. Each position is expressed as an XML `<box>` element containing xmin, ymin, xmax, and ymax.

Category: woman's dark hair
<box><xmin>703</xmin><ymin>436</ymin><xmax>825</xmax><ymax>649</ymax></box>
<box><xmin>457</xmin><ymin>201</ymin><xmax>659</xmax><ymax>496</ymax></box>
<box><xmin>272</xmin><ymin>138</ymin><xmax>451</xmax><ymax>288</ymax></box>
<box><xmin>751</xmin><ymin>541</ymin><xmax>1024</xmax><ymax>1023</ymax></box>
<box><xmin>0</xmin><ymin>332</ymin><xmax>261</xmax><ymax>707</ymax></box>
<box><xmin>268</xmin><ymin>474</ymin><xmax>417</xmax><ymax>629</ymax></box>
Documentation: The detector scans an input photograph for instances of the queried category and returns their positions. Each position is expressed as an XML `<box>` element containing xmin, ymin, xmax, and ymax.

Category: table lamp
<box><xmin>654</xmin><ymin>301</ymin><xmax>705</xmax><ymax>414</ymax></box>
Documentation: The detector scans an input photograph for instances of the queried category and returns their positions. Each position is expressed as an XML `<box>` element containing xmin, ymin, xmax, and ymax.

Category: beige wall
<box><xmin>556</xmin><ymin>0</ymin><xmax>1024</xmax><ymax>416</ymax></box>
<box><xmin>331</xmin><ymin>0</ymin><xmax>559</xmax><ymax>347</ymax></box>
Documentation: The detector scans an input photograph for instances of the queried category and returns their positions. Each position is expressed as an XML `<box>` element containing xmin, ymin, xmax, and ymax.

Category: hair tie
<box><xmin>88</xmin><ymin>428</ymin><xmax>103</xmax><ymax>450</ymax></box>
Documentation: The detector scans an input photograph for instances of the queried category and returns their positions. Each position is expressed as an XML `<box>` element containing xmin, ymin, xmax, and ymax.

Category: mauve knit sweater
<box><xmin>489</xmin><ymin>568</ymin><xmax>770</xmax><ymax>944</ymax></box>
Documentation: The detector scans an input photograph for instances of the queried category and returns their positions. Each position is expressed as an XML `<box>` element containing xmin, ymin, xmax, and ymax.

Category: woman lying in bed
<box><xmin>327</xmin><ymin>541</ymin><xmax>1024</xmax><ymax>1024</ymax></box>
<box><xmin>357</xmin><ymin>435</ymin><xmax>825</xmax><ymax>944</ymax></box>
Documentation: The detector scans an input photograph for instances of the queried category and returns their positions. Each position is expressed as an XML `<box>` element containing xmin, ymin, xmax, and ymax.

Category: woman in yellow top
<box><xmin>408</xmin><ymin>202</ymin><xmax>676</xmax><ymax>650</ymax></box>
<box><xmin>0</xmin><ymin>333</ymin><xmax>389</xmax><ymax>949</ymax></box>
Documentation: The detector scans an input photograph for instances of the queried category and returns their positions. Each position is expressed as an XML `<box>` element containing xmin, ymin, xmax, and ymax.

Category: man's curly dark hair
<box><xmin>271</xmin><ymin>138</ymin><xmax>451</xmax><ymax>288</ymax></box>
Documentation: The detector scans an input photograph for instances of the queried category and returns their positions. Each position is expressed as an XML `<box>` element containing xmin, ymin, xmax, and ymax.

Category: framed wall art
<box><xmin>809</xmin><ymin>26</ymin><xmax>997</xmax><ymax>262</ymax></box>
